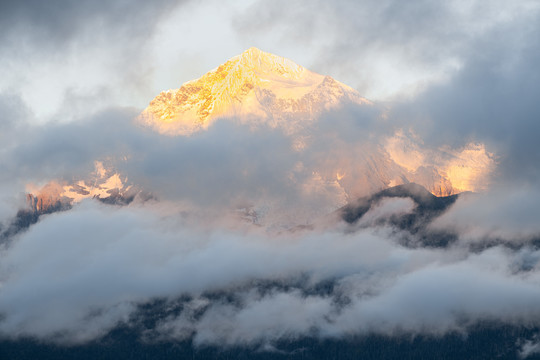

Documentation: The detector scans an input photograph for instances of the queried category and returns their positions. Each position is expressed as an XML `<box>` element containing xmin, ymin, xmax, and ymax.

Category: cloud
<box><xmin>519</xmin><ymin>335</ymin><xmax>540</xmax><ymax>359</ymax></box>
<box><xmin>191</xmin><ymin>290</ymin><xmax>333</xmax><ymax>346</ymax></box>
<box><xmin>2</xmin><ymin>197</ymin><xmax>540</xmax><ymax>345</ymax></box>
<box><xmin>356</xmin><ymin>196</ymin><xmax>416</xmax><ymax>227</ymax></box>
<box><xmin>0</xmin><ymin>1</ymin><xmax>167</xmax><ymax>52</ymax></box>
<box><xmin>147</xmin><ymin>246</ymin><xmax>540</xmax><ymax>346</ymax></box>
<box><xmin>331</xmin><ymin>248</ymin><xmax>540</xmax><ymax>336</ymax></box>
<box><xmin>0</xmin><ymin>0</ymin><xmax>189</xmax><ymax>119</ymax></box>
<box><xmin>0</xmin><ymin>200</ymin><xmax>392</xmax><ymax>342</ymax></box>
<box><xmin>0</xmin><ymin>92</ymin><xmax>30</xmax><ymax>132</ymax></box>
<box><xmin>234</xmin><ymin>0</ymin><xmax>540</xmax><ymax>100</ymax></box>
<box><xmin>0</xmin><ymin>99</ymin><xmax>483</xmax><ymax>230</ymax></box>
<box><xmin>431</xmin><ymin>186</ymin><xmax>540</xmax><ymax>242</ymax></box>
<box><xmin>233</xmin><ymin>0</ymin><xmax>540</xmax><ymax>185</ymax></box>
<box><xmin>387</xmin><ymin>7</ymin><xmax>540</xmax><ymax>183</ymax></box>
<box><xmin>0</xmin><ymin>111</ymin><xmax>348</xmax><ymax>226</ymax></box>
<box><xmin>0</xmin><ymin>99</ymin><xmax>414</xmax><ymax>225</ymax></box>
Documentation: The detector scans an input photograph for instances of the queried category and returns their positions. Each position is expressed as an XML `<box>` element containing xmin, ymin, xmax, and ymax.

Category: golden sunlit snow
<box><xmin>27</xmin><ymin>49</ymin><xmax>496</xmax><ymax>209</ymax></box>
<box><xmin>140</xmin><ymin>47</ymin><xmax>370</xmax><ymax>136</ymax></box>
<box><xmin>26</xmin><ymin>161</ymin><xmax>132</xmax><ymax>212</ymax></box>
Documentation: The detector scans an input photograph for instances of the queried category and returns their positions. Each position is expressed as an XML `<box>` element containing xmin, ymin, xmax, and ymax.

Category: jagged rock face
<box><xmin>340</xmin><ymin>183</ymin><xmax>460</xmax><ymax>247</ymax></box>
<box><xmin>25</xmin><ymin>182</ymin><xmax>67</xmax><ymax>213</ymax></box>
<box><xmin>25</xmin><ymin>161</ymin><xmax>138</xmax><ymax>214</ymax></box>
<box><xmin>140</xmin><ymin>47</ymin><xmax>370</xmax><ymax>136</ymax></box>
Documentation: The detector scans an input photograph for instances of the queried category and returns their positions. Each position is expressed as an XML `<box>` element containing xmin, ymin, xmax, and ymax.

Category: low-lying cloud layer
<box><xmin>2</xmin><ymin>197</ymin><xmax>540</xmax><ymax>346</ymax></box>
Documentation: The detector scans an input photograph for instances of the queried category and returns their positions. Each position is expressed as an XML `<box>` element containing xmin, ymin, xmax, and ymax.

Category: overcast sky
<box><xmin>1</xmin><ymin>0</ymin><xmax>538</xmax><ymax>181</ymax></box>
<box><xmin>1</xmin><ymin>0</ymin><xmax>538</xmax><ymax>118</ymax></box>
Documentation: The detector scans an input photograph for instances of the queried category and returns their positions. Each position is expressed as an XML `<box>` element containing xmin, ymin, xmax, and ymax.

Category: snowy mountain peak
<box><xmin>25</xmin><ymin>161</ymin><xmax>136</xmax><ymax>213</ymax></box>
<box><xmin>137</xmin><ymin>49</ymin><xmax>495</xmax><ymax>197</ymax></box>
<box><xmin>140</xmin><ymin>48</ymin><xmax>370</xmax><ymax>136</ymax></box>
<box><xmin>230</xmin><ymin>47</ymin><xmax>306</xmax><ymax>79</ymax></box>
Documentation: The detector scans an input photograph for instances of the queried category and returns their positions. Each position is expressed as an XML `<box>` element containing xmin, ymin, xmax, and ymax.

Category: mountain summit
<box><xmin>140</xmin><ymin>47</ymin><xmax>370</xmax><ymax>135</ymax></box>
<box><xmin>137</xmin><ymin>47</ymin><xmax>495</xmax><ymax>197</ymax></box>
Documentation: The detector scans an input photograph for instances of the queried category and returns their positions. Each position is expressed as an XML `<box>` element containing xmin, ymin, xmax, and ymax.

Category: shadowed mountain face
<box><xmin>0</xmin><ymin>192</ymin><xmax>137</xmax><ymax>244</ymax></box>
<box><xmin>0</xmin><ymin>198</ymin><xmax>71</xmax><ymax>244</ymax></box>
<box><xmin>341</xmin><ymin>183</ymin><xmax>460</xmax><ymax>247</ymax></box>
<box><xmin>342</xmin><ymin>182</ymin><xmax>460</xmax><ymax>223</ymax></box>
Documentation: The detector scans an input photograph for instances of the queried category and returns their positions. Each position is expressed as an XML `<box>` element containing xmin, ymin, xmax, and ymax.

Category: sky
<box><xmin>2</xmin><ymin>0</ymin><xmax>540</xmax><ymax>355</ymax></box>
<box><xmin>1</xmin><ymin>0</ymin><xmax>537</xmax><ymax>119</ymax></box>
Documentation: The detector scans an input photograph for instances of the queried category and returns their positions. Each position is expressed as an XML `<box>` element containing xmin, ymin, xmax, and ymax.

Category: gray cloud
<box><xmin>2</xmin><ymin>199</ymin><xmax>540</xmax><ymax>345</ymax></box>
<box><xmin>519</xmin><ymin>335</ymin><xmax>540</xmax><ymax>359</ymax></box>
<box><xmin>1</xmin><ymin>108</ymin><xmax>139</xmax><ymax>183</ymax></box>
<box><xmin>0</xmin><ymin>92</ymin><xmax>30</xmax><ymax>132</ymax></box>
<box><xmin>0</xmin><ymin>0</ymin><xmax>181</xmax><ymax>51</ymax></box>
<box><xmin>0</xmin><ymin>0</ymin><xmax>191</xmax><ymax>121</ymax></box>
<box><xmin>355</xmin><ymin>196</ymin><xmax>416</xmax><ymax>227</ymax></box>
<box><xmin>432</xmin><ymin>186</ymin><xmax>540</xmax><ymax>242</ymax></box>
<box><xmin>180</xmin><ymin>249</ymin><xmax>540</xmax><ymax>345</ymax></box>
<box><xmin>0</xmin><ymin>200</ymin><xmax>395</xmax><ymax>342</ymax></box>
<box><xmin>234</xmin><ymin>0</ymin><xmax>540</xmax><ymax>184</ymax></box>
<box><xmin>0</xmin><ymin>101</ymin><xmax>392</xmax><ymax>226</ymax></box>
<box><xmin>234</xmin><ymin>0</ymin><xmax>539</xmax><ymax>98</ymax></box>
<box><xmin>391</xmin><ymin>17</ymin><xmax>540</xmax><ymax>183</ymax></box>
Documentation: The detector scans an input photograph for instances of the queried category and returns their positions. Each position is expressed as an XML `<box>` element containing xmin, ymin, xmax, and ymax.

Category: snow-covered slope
<box><xmin>138</xmin><ymin>48</ymin><xmax>495</xmax><ymax>198</ymax></box>
<box><xmin>26</xmin><ymin>161</ymin><xmax>136</xmax><ymax>213</ymax></box>
<box><xmin>140</xmin><ymin>47</ymin><xmax>370</xmax><ymax>136</ymax></box>
<box><xmin>143</xmin><ymin>49</ymin><xmax>494</xmax><ymax>198</ymax></box>
<box><xmin>19</xmin><ymin>48</ymin><xmax>495</xmax><ymax>229</ymax></box>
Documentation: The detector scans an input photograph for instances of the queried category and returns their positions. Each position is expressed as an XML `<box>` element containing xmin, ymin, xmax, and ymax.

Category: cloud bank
<box><xmin>2</xmin><ymin>198</ymin><xmax>540</xmax><ymax>346</ymax></box>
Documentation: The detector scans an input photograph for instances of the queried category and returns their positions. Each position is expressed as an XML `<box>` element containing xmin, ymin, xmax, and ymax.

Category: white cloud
<box><xmin>432</xmin><ymin>186</ymin><xmax>540</xmax><ymax>241</ymax></box>
<box><xmin>2</xmin><ymin>197</ymin><xmax>540</xmax><ymax>345</ymax></box>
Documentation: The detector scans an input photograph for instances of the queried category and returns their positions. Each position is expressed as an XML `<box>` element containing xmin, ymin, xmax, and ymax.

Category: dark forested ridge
<box><xmin>340</xmin><ymin>183</ymin><xmax>460</xmax><ymax>247</ymax></box>
<box><xmin>2</xmin><ymin>291</ymin><xmax>540</xmax><ymax>359</ymax></box>
<box><xmin>2</xmin><ymin>324</ymin><xmax>539</xmax><ymax>359</ymax></box>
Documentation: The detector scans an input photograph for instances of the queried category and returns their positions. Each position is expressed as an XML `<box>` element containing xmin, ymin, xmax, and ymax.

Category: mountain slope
<box><xmin>140</xmin><ymin>47</ymin><xmax>370</xmax><ymax>136</ymax></box>
<box><xmin>16</xmin><ymin>48</ymin><xmax>493</xmax><ymax>223</ymax></box>
<box><xmin>340</xmin><ymin>183</ymin><xmax>460</xmax><ymax>247</ymax></box>
<box><xmin>24</xmin><ymin>161</ymin><xmax>137</xmax><ymax>213</ymax></box>
<box><xmin>138</xmin><ymin>48</ymin><xmax>494</xmax><ymax>198</ymax></box>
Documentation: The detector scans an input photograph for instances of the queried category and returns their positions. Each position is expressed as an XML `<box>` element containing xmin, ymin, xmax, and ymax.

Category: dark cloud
<box><xmin>0</xmin><ymin>0</ymin><xmax>182</xmax><ymax>51</ymax></box>
<box><xmin>0</xmin><ymin>92</ymin><xmax>34</xmax><ymax>224</ymax></box>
